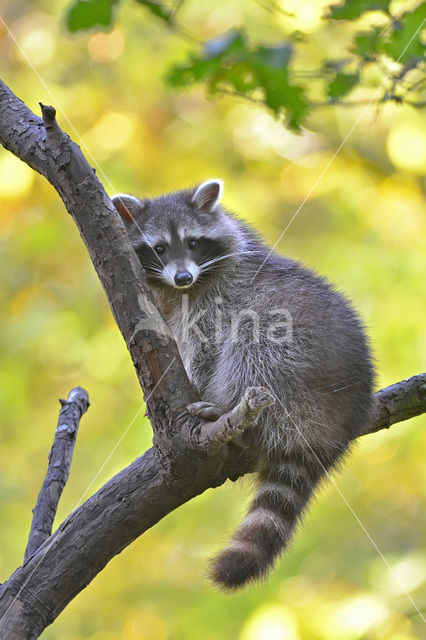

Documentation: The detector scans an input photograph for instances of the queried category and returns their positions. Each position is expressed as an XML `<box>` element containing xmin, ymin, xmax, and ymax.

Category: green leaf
<box><xmin>167</xmin><ymin>55</ymin><xmax>222</xmax><ymax>87</ymax></box>
<box><xmin>167</xmin><ymin>29</ymin><xmax>248</xmax><ymax>88</ymax></box>
<box><xmin>352</xmin><ymin>27</ymin><xmax>382</xmax><ymax>60</ymax></box>
<box><xmin>275</xmin><ymin>82</ymin><xmax>309</xmax><ymax>129</ymax></box>
<box><xmin>166</xmin><ymin>32</ymin><xmax>309</xmax><ymax>129</ymax></box>
<box><xmin>328</xmin><ymin>0</ymin><xmax>390</xmax><ymax>20</ymax></box>
<box><xmin>202</xmin><ymin>29</ymin><xmax>247</xmax><ymax>59</ymax></box>
<box><xmin>254</xmin><ymin>44</ymin><xmax>293</xmax><ymax>69</ymax></box>
<box><xmin>66</xmin><ymin>0</ymin><xmax>119</xmax><ymax>32</ymax></box>
<box><xmin>249</xmin><ymin>45</ymin><xmax>309</xmax><ymax>127</ymax></box>
<box><xmin>378</xmin><ymin>4</ymin><xmax>426</xmax><ymax>64</ymax></box>
<box><xmin>327</xmin><ymin>70</ymin><xmax>359</xmax><ymax>98</ymax></box>
<box><xmin>135</xmin><ymin>0</ymin><xmax>174</xmax><ymax>25</ymax></box>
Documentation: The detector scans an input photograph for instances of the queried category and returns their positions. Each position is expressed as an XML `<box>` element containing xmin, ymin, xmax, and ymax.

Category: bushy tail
<box><xmin>210</xmin><ymin>455</ymin><xmax>323</xmax><ymax>590</ymax></box>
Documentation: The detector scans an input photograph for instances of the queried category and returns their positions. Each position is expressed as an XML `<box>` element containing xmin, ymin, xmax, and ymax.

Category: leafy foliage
<box><xmin>350</xmin><ymin>4</ymin><xmax>426</xmax><ymax>65</ymax></box>
<box><xmin>327</xmin><ymin>70</ymin><xmax>360</xmax><ymax>100</ymax></box>
<box><xmin>66</xmin><ymin>0</ymin><xmax>120</xmax><ymax>32</ymax></box>
<box><xmin>168</xmin><ymin>30</ymin><xmax>308</xmax><ymax>129</ymax></box>
<box><xmin>379</xmin><ymin>4</ymin><xmax>426</xmax><ymax>64</ymax></box>
<box><xmin>328</xmin><ymin>0</ymin><xmax>391</xmax><ymax>20</ymax></box>
<box><xmin>64</xmin><ymin>0</ymin><xmax>425</xmax><ymax>127</ymax></box>
<box><xmin>134</xmin><ymin>0</ymin><xmax>174</xmax><ymax>25</ymax></box>
<box><xmin>352</xmin><ymin>28</ymin><xmax>383</xmax><ymax>60</ymax></box>
<box><xmin>165</xmin><ymin>0</ymin><xmax>424</xmax><ymax>126</ymax></box>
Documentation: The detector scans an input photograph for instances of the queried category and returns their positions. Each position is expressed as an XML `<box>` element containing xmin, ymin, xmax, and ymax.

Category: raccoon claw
<box><xmin>186</xmin><ymin>401</ymin><xmax>222</xmax><ymax>421</ymax></box>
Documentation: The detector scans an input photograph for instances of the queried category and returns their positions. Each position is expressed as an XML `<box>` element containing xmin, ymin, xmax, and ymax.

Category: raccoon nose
<box><xmin>174</xmin><ymin>271</ymin><xmax>193</xmax><ymax>287</ymax></box>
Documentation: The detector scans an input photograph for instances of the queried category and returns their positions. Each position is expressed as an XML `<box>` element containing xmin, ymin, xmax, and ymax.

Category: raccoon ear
<box><xmin>192</xmin><ymin>179</ymin><xmax>223</xmax><ymax>212</ymax></box>
<box><xmin>111</xmin><ymin>194</ymin><xmax>144</xmax><ymax>224</ymax></box>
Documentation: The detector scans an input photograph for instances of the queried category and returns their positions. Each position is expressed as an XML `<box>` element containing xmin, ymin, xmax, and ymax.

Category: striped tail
<box><xmin>209</xmin><ymin>454</ymin><xmax>325</xmax><ymax>590</ymax></box>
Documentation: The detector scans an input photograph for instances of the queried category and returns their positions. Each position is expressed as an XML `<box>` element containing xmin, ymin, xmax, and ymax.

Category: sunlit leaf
<box><xmin>352</xmin><ymin>28</ymin><xmax>382</xmax><ymax>60</ymax></box>
<box><xmin>203</xmin><ymin>29</ymin><xmax>246</xmax><ymax>59</ymax></box>
<box><xmin>378</xmin><ymin>4</ymin><xmax>426</xmax><ymax>64</ymax></box>
<box><xmin>328</xmin><ymin>0</ymin><xmax>391</xmax><ymax>20</ymax></box>
<box><xmin>167</xmin><ymin>55</ymin><xmax>222</xmax><ymax>86</ymax></box>
<box><xmin>66</xmin><ymin>0</ymin><xmax>120</xmax><ymax>32</ymax></box>
<box><xmin>249</xmin><ymin>45</ymin><xmax>308</xmax><ymax>128</ymax></box>
<box><xmin>135</xmin><ymin>0</ymin><xmax>174</xmax><ymax>25</ymax></box>
<box><xmin>167</xmin><ymin>31</ymin><xmax>308</xmax><ymax>129</ymax></box>
<box><xmin>327</xmin><ymin>71</ymin><xmax>359</xmax><ymax>98</ymax></box>
<box><xmin>254</xmin><ymin>43</ymin><xmax>293</xmax><ymax>69</ymax></box>
<box><xmin>167</xmin><ymin>30</ymin><xmax>246</xmax><ymax>87</ymax></box>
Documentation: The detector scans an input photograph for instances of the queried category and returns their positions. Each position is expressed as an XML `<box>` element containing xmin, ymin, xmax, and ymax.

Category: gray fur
<box><xmin>112</xmin><ymin>181</ymin><xmax>375</xmax><ymax>590</ymax></box>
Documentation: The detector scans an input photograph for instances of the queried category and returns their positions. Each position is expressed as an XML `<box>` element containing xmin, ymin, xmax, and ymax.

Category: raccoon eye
<box><xmin>154</xmin><ymin>244</ymin><xmax>165</xmax><ymax>255</ymax></box>
<box><xmin>188</xmin><ymin>238</ymin><xmax>198</xmax><ymax>249</ymax></box>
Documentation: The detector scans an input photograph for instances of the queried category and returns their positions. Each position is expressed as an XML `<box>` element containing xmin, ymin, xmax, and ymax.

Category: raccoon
<box><xmin>112</xmin><ymin>180</ymin><xmax>375</xmax><ymax>590</ymax></box>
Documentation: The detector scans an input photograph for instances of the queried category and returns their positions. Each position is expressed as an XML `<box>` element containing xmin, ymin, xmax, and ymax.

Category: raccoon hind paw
<box><xmin>186</xmin><ymin>401</ymin><xmax>222</xmax><ymax>421</ymax></box>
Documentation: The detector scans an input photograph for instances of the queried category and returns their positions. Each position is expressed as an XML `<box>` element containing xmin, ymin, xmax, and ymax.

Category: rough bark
<box><xmin>0</xmin><ymin>77</ymin><xmax>425</xmax><ymax>638</ymax></box>
<box><xmin>24</xmin><ymin>387</ymin><xmax>90</xmax><ymax>564</ymax></box>
<box><xmin>362</xmin><ymin>373</ymin><xmax>426</xmax><ymax>435</ymax></box>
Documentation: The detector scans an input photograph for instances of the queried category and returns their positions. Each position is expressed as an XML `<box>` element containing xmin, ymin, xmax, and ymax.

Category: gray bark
<box><xmin>0</xmin><ymin>77</ymin><xmax>425</xmax><ymax>639</ymax></box>
<box><xmin>24</xmin><ymin>387</ymin><xmax>90</xmax><ymax>564</ymax></box>
<box><xmin>362</xmin><ymin>373</ymin><xmax>426</xmax><ymax>435</ymax></box>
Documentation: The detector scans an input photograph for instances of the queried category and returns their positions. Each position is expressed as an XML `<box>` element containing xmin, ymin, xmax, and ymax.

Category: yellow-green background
<box><xmin>0</xmin><ymin>0</ymin><xmax>425</xmax><ymax>638</ymax></box>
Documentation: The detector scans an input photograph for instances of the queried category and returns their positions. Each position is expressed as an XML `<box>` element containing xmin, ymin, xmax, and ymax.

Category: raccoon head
<box><xmin>111</xmin><ymin>180</ymin><xmax>241</xmax><ymax>290</ymax></box>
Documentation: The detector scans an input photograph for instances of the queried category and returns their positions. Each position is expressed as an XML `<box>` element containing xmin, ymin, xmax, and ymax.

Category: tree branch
<box><xmin>360</xmin><ymin>373</ymin><xmax>426</xmax><ymax>436</ymax></box>
<box><xmin>0</xmin><ymin>79</ymin><xmax>196</xmax><ymax>437</ymax></box>
<box><xmin>0</xmin><ymin>76</ymin><xmax>425</xmax><ymax>638</ymax></box>
<box><xmin>0</xmin><ymin>390</ymin><xmax>263</xmax><ymax>639</ymax></box>
<box><xmin>23</xmin><ymin>387</ymin><xmax>90</xmax><ymax>564</ymax></box>
<box><xmin>0</xmin><ymin>374</ymin><xmax>424</xmax><ymax>638</ymax></box>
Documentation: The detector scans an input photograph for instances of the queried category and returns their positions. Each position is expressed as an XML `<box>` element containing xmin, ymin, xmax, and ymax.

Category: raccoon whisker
<box><xmin>142</xmin><ymin>261</ymin><xmax>161</xmax><ymax>268</ymax></box>
<box><xmin>198</xmin><ymin>252</ymin><xmax>243</xmax><ymax>270</ymax></box>
<box><xmin>142</xmin><ymin>262</ymin><xmax>174</xmax><ymax>279</ymax></box>
<box><xmin>145</xmin><ymin>271</ymin><xmax>163</xmax><ymax>279</ymax></box>
<box><xmin>198</xmin><ymin>250</ymin><xmax>264</xmax><ymax>270</ymax></box>
<box><xmin>198</xmin><ymin>255</ymin><xmax>234</xmax><ymax>268</ymax></box>
<box><xmin>198</xmin><ymin>266</ymin><xmax>227</xmax><ymax>277</ymax></box>
<box><xmin>142</xmin><ymin>264</ymin><xmax>163</xmax><ymax>274</ymax></box>
<box><xmin>198</xmin><ymin>259</ymin><xmax>226</xmax><ymax>270</ymax></box>
<box><xmin>198</xmin><ymin>263</ymin><xmax>231</xmax><ymax>277</ymax></box>
<box><xmin>147</xmin><ymin>270</ymin><xmax>163</xmax><ymax>276</ymax></box>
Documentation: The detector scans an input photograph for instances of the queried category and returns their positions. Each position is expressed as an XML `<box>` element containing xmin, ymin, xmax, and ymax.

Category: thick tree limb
<box><xmin>0</xmin><ymin>77</ymin><xmax>425</xmax><ymax>638</ymax></box>
<box><xmin>23</xmin><ymin>387</ymin><xmax>90</xmax><ymax>564</ymax></box>
<box><xmin>0</xmin><ymin>376</ymin><xmax>424</xmax><ymax>639</ymax></box>
<box><xmin>0</xmin><ymin>79</ymin><xmax>196</xmax><ymax>438</ymax></box>
<box><xmin>0</xmin><ymin>395</ymin><xmax>262</xmax><ymax>639</ymax></box>
<box><xmin>360</xmin><ymin>373</ymin><xmax>426</xmax><ymax>436</ymax></box>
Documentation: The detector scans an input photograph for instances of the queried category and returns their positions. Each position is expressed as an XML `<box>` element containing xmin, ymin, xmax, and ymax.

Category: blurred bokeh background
<box><xmin>0</xmin><ymin>0</ymin><xmax>425</xmax><ymax>638</ymax></box>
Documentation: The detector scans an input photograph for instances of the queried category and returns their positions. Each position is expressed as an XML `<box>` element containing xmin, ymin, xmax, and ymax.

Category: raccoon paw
<box><xmin>186</xmin><ymin>401</ymin><xmax>222</xmax><ymax>421</ymax></box>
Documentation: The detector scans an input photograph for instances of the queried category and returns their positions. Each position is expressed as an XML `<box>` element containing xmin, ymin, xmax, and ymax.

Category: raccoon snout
<box><xmin>174</xmin><ymin>271</ymin><xmax>193</xmax><ymax>287</ymax></box>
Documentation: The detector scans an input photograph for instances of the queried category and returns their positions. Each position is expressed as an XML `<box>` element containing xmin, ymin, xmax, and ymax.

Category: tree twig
<box><xmin>24</xmin><ymin>387</ymin><xmax>90</xmax><ymax>564</ymax></box>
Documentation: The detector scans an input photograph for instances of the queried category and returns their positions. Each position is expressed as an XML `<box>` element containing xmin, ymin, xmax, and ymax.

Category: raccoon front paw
<box><xmin>186</xmin><ymin>401</ymin><xmax>222</xmax><ymax>421</ymax></box>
